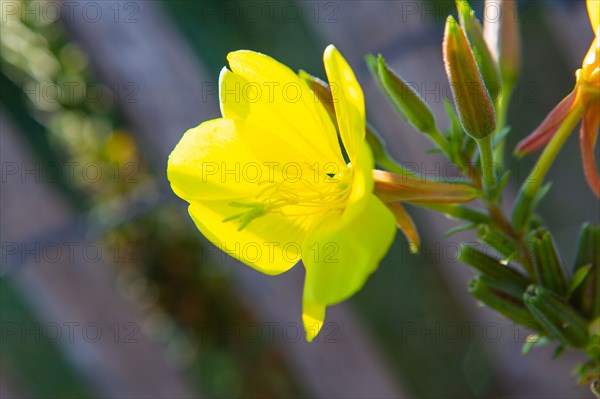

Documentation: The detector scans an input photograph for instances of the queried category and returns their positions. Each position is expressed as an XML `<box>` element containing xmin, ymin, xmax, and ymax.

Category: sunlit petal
<box><xmin>323</xmin><ymin>45</ymin><xmax>366</xmax><ymax>164</ymax></box>
<box><xmin>587</xmin><ymin>0</ymin><xmax>599</xmax><ymax>32</ymax></box>
<box><xmin>222</xmin><ymin>51</ymin><xmax>344</xmax><ymax>165</ymax></box>
<box><xmin>516</xmin><ymin>89</ymin><xmax>579</xmax><ymax>155</ymax></box>
<box><xmin>302</xmin><ymin>298</ymin><xmax>326</xmax><ymax>342</ymax></box>
<box><xmin>188</xmin><ymin>200</ymin><xmax>311</xmax><ymax>275</ymax></box>
<box><xmin>302</xmin><ymin>195</ymin><xmax>396</xmax><ymax>306</ymax></box>
<box><xmin>168</xmin><ymin>119</ymin><xmax>264</xmax><ymax>201</ymax></box>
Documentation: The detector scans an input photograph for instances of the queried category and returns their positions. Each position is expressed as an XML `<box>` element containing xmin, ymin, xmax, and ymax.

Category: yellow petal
<box><xmin>582</xmin><ymin>34</ymin><xmax>599</xmax><ymax>84</ymax></box>
<box><xmin>168</xmin><ymin>118</ymin><xmax>264</xmax><ymax>201</ymax></box>
<box><xmin>222</xmin><ymin>51</ymin><xmax>344</xmax><ymax>165</ymax></box>
<box><xmin>188</xmin><ymin>200</ymin><xmax>311</xmax><ymax>275</ymax></box>
<box><xmin>588</xmin><ymin>0</ymin><xmax>599</xmax><ymax>31</ymax></box>
<box><xmin>302</xmin><ymin>298</ymin><xmax>325</xmax><ymax>342</ymax></box>
<box><xmin>342</xmin><ymin>139</ymin><xmax>375</xmax><ymax>223</ymax></box>
<box><xmin>302</xmin><ymin>194</ymin><xmax>396</xmax><ymax>306</ymax></box>
<box><xmin>323</xmin><ymin>45</ymin><xmax>366</xmax><ymax>164</ymax></box>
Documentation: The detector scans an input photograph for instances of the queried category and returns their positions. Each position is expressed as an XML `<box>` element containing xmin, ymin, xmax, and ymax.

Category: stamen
<box><xmin>223</xmin><ymin>165</ymin><xmax>352</xmax><ymax>230</ymax></box>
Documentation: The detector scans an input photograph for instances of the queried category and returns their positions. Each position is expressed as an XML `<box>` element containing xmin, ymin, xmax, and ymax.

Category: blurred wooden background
<box><xmin>1</xmin><ymin>1</ymin><xmax>596</xmax><ymax>397</ymax></box>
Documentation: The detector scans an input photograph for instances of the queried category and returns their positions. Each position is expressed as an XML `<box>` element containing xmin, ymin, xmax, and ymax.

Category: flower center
<box><xmin>223</xmin><ymin>165</ymin><xmax>353</xmax><ymax>230</ymax></box>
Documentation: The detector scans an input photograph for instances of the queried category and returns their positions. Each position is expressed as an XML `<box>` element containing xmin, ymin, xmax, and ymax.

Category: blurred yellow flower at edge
<box><xmin>167</xmin><ymin>45</ymin><xmax>397</xmax><ymax>341</ymax></box>
<box><xmin>517</xmin><ymin>0</ymin><xmax>600</xmax><ymax>197</ymax></box>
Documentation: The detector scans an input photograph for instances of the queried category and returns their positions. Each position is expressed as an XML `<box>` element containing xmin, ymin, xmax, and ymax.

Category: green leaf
<box><xmin>531</xmin><ymin>183</ymin><xmax>553</xmax><ymax>214</ymax></box>
<box><xmin>489</xmin><ymin>170</ymin><xmax>511</xmax><ymax>201</ymax></box>
<box><xmin>512</xmin><ymin>182</ymin><xmax>552</xmax><ymax>232</ymax></box>
<box><xmin>568</xmin><ymin>264</ymin><xmax>592</xmax><ymax>299</ymax></box>
<box><xmin>444</xmin><ymin>223</ymin><xmax>477</xmax><ymax>237</ymax></box>
<box><xmin>444</xmin><ymin>98</ymin><xmax>463</xmax><ymax>141</ymax></box>
<box><xmin>570</xmin><ymin>223</ymin><xmax>600</xmax><ymax>320</ymax></box>
<box><xmin>521</xmin><ymin>334</ymin><xmax>550</xmax><ymax>355</ymax></box>
<box><xmin>416</xmin><ymin>203</ymin><xmax>490</xmax><ymax>224</ymax></box>
<box><xmin>492</xmin><ymin>126</ymin><xmax>512</xmax><ymax>147</ymax></box>
<box><xmin>552</xmin><ymin>345</ymin><xmax>566</xmax><ymax>359</ymax></box>
<box><xmin>365</xmin><ymin>53</ymin><xmax>379</xmax><ymax>78</ymax></box>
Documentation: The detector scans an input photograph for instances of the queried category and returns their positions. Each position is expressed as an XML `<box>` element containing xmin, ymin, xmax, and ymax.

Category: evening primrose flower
<box><xmin>516</xmin><ymin>0</ymin><xmax>600</xmax><ymax>197</ymax></box>
<box><xmin>169</xmin><ymin>45</ymin><xmax>479</xmax><ymax>341</ymax></box>
<box><xmin>168</xmin><ymin>45</ymin><xmax>397</xmax><ymax>341</ymax></box>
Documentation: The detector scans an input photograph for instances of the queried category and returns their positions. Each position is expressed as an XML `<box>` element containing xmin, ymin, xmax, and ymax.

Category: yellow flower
<box><xmin>168</xmin><ymin>45</ymin><xmax>397</xmax><ymax>341</ymax></box>
<box><xmin>516</xmin><ymin>0</ymin><xmax>599</xmax><ymax>197</ymax></box>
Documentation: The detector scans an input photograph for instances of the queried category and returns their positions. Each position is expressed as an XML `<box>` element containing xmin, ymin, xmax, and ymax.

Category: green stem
<box><xmin>366</xmin><ymin>123</ymin><xmax>418</xmax><ymax>177</ymax></box>
<box><xmin>512</xmin><ymin>104</ymin><xmax>584</xmax><ymax>231</ymax></box>
<box><xmin>523</xmin><ymin>106</ymin><xmax>584</xmax><ymax>196</ymax></box>
<box><xmin>493</xmin><ymin>83</ymin><xmax>512</xmax><ymax>169</ymax></box>
<box><xmin>415</xmin><ymin>203</ymin><xmax>490</xmax><ymax>224</ymax></box>
<box><xmin>477</xmin><ymin>135</ymin><xmax>497</xmax><ymax>195</ymax></box>
<box><xmin>378</xmin><ymin>157</ymin><xmax>417</xmax><ymax>177</ymax></box>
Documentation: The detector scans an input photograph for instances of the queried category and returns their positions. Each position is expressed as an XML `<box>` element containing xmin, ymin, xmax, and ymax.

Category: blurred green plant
<box><xmin>104</xmin><ymin>205</ymin><xmax>304</xmax><ymax>398</ymax></box>
<box><xmin>364</xmin><ymin>0</ymin><xmax>599</xmax><ymax>392</ymax></box>
<box><xmin>163</xmin><ymin>0</ymin><xmax>598</xmax><ymax>392</ymax></box>
<box><xmin>0</xmin><ymin>280</ymin><xmax>93</xmax><ymax>398</ymax></box>
<box><xmin>1</xmin><ymin>1</ymin><xmax>303</xmax><ymax>397</ymax></box>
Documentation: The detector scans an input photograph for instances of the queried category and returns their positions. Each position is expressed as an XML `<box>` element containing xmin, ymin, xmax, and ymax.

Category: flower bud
<box><xmin>374</xmin><ymin>55</ymin><xmax>436</xmax><ymax>134</ymax></box>
<box><xmin>528</xmin><ymin>227</ymin><xmax>569</xmax><ymax>296</ymax></box>
<box><xmin>524</xmin><ymin>285</ymin><xmax>589</xmax><ymax>348</ymax></box>
<box><xmin>456</xmin><ymin>0</ymin><xmax>502</xmax><ymax>100</ymax></box>
<box><xmin>459</xmin><ymin>244</ymin><xmax>529</xmax><ymax>290</ymax></box>
<box><xmin>443</xmin><ymin>16</ymin><xmax>496</xmax><ymax>140</ymax></box>
<box><xmin>477</xmin><ymin>224</ymin><xmax>519</xmax><ymax>261</ymax></box>
<box><xmin>469</xmin><ymin>274</ymin><xmax>539</xmax><ymax>329</ymax></box>
<box><xmin>483</xmin><ymin>0</ymin><xmax>521</xmax><ymax>87</ymax></box>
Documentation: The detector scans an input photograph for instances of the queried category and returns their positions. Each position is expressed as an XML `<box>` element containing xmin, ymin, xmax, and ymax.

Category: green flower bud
<box><xmin>456</xmin><ymin>0</ymin><xmax>502</xmax><ymax>101</ymax></box>
<box><xmin>374</xmin><ymin>55</ymin><xmax>436</xmax><ymax>134</ymax></box>
<box><xmin>469</xmin><ymin>274</ymin><xmax>539</xmax><ymax>329</ymax></box>
<box><xmin>528</xmin><ymin>228</ymin><xmax>569</xmax><ymax>296</ymax></box>
<box><xmin>524</xmin><ymin>285</ymin><xmax>589</xmax><ymax>348</ymax></box>
<box><xmin>443</xmin><ymin>16</ymin><xmax>496</xmax><ymax>140</ymax></box>
<box><xmin>477</xmin><ymin>225</ymin><xmax>519</xmax><ymax>259</ymax></box>
<box><xmin>459</xmin><ymin>244</ymin><xmax>529</xmax><ymax>291</ymax></box>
